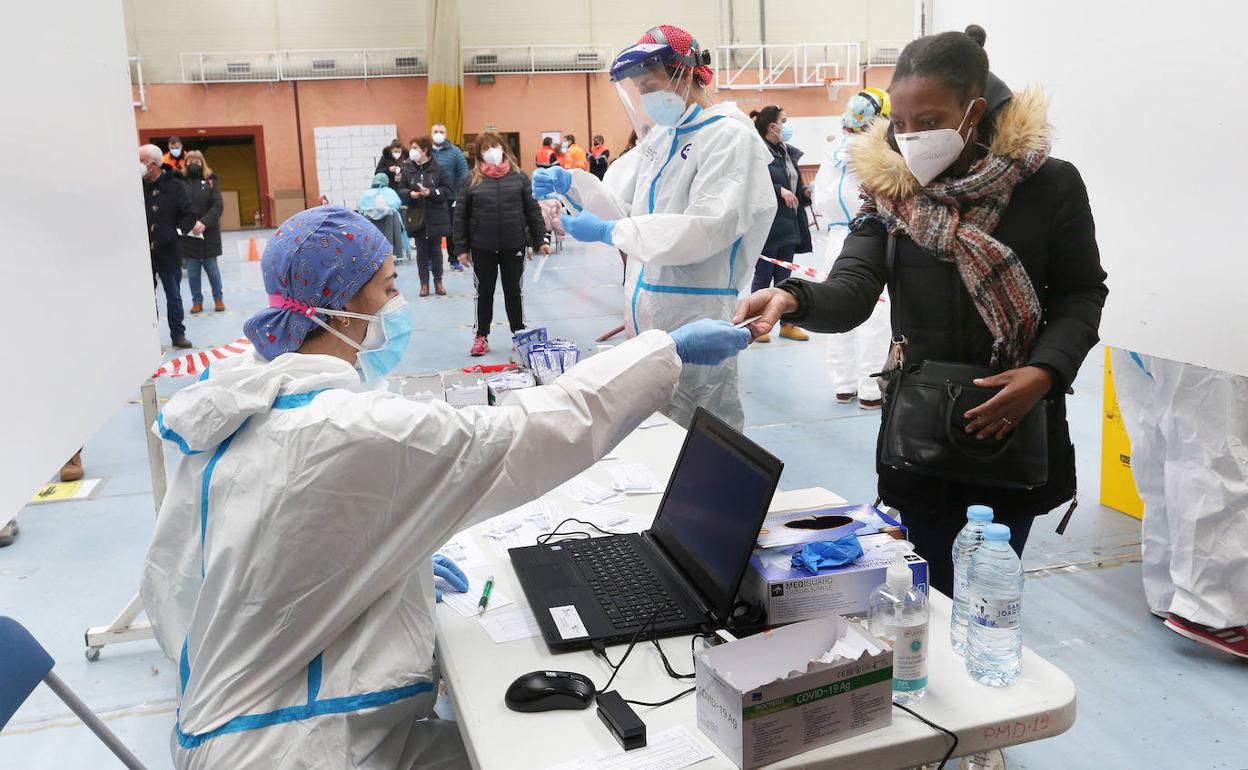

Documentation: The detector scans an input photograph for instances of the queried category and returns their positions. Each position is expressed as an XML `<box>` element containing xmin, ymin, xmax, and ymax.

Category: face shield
<box><xmin>610</xmin><ymin>43</ymin><xmax>701</xmax><ymax>140</ymax></box>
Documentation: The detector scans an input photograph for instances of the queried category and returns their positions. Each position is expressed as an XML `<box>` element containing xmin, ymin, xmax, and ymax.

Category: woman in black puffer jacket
<box><xmin>452</xmin><ymin>132</ymin><xmax>549</xmax><ymax>357</ymax></box>
<box><xmin>736</xmin><ymin>33</ymin><xmax>1107</xmax><ymax>594</ymax></box>
<box><xmin>396</xmin><ymin>136</ymin><xmax>453</xmax><ymax>296</ymax></box>
<box><xmin>180</xmin><ymin>150</ymin><xmax>226</xmax><ymax>313</ymax></box>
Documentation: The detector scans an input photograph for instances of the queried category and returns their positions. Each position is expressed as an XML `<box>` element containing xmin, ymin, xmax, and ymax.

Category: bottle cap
<box><xmin>983</xmin><ymin>522</ymin><xmax>1011</xmax><ymax>542</ymax></box>
<box><xmin>886</xmin><ymin>559</ymin><xmax>913</xmax><ymax>591</ymax></box>
<box><xmin>967</xmin><ymin>504</ymin><xmax>994</xmax><ymax>522</ymax></box>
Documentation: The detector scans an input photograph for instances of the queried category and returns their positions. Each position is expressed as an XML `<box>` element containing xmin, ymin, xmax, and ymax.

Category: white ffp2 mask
<box><xmin>893</xmin><ymin>102</ymin><xmax>976</xmax><ymax>186</ymax></box>
<box><xmin>481</xmin><ymin>147</ymin><xmax>504</xmax><ymax>165</ymax></box>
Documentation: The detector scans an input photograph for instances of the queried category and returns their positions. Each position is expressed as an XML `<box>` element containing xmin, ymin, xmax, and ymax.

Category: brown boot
<box><xmin>60</xmin><ymin>451</ymin><xmax>84</xmax><ymax>483</ymax></box>
<box><xmin>190</xmin><ymin>303</ymin><xmax>203</xmax><ymax>314</ymax></box>
<box><xmin>420</xmin><ymin>284</ymin><xmax>430</xmax><ymax>298</ymax></box>
<box><xmin>435</xmin><ymin>280</ymin><xmax>446</xmax><ymax>296</ymax></box>
<box><xmin>214</xmin><ymin>299</ymin><xmax>226</xmax><ymax>312</ymax></box>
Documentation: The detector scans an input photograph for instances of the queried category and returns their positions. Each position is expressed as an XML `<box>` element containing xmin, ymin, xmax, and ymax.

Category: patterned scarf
<box><xmin>860</xmin><ymin>145</ymin><xmax>1048</xmax><ymax>368</ymax></box>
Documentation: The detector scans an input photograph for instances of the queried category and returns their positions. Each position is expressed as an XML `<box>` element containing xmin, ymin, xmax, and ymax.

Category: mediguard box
<box><xmin>695</xmin><ymin>615</ymin><xmax>893</xmax><ymax>769</ymax></box>
<box><xmin>741</xmin><ymin>516</ymin><xmax>929</xmax><ymax>625</ymax></box>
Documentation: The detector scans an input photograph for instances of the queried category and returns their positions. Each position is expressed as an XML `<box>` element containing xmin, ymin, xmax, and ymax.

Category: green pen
<box><xmin>477</xmin><ymin>575</ymin><xmax>495</xmax><ymax>615</ymax></box>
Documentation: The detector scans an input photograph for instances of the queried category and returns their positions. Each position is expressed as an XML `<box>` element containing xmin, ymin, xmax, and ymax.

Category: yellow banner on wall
<box><xmin>426</xmin><ymin>0</ymin><xmax>463</xmax><ymax>145</ymax></box>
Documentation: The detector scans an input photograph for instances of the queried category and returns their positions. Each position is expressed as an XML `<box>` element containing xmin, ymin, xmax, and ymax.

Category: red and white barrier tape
<box><xmin>152</xmin><ymin>338</ymin><xmax>253</xmax><ymax>378</ymax></box>
<box><xmin>758</xmin><ymin>255</ymin><xmax>827</xmax><ymax>282</ymax></box>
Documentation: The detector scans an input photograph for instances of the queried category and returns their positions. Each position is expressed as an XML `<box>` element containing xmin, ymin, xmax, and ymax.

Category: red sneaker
<box><xmin>470</xmin><ymin>336</ymin><xmax>489</xmax><ymax>357</ymax></box>
<box><xmin>1164</xmin><ymin>615</ymin><xmax>1248</xmax><ymax>659</ymax></box>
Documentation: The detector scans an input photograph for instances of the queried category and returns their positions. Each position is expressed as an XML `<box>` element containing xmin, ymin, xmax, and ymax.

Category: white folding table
<box><xmin>435</xmin><ymin>416</ymin><xmax>1076</xmax><ymax>769</ymax></box>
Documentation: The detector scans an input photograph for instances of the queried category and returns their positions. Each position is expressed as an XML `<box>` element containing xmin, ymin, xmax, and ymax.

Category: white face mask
<box><xmin>561</xmin><ymin>142</ymin><xmax>570</xmax><ymax>152</ymax></box>
<box><xmin>391</xmin><ymin>150</ymin><xmax>401</xmax><ymax>159</ymax></box>
<box><xmin>893</xmin><ymin>101</ymin><xmax>976</xmax><ymax>186</ymax></box>
<box><xmin>432</xmin><ymin>132</ymin><xmax>446</xmax><ymax>145</ymax></box>
<box><xmin>140</xmin><ymin>162</ymin><xmax>151</xmax><ymax>176</ymax></box>
<box><xmin>481</xmin><ymin>147</ymin><xmax>504</xmax><ymax>166</ymax></box>
<box><xmin>409</xmin><ymin>148</ymin><xmax>422</xmax><ymax>162</ymax></box>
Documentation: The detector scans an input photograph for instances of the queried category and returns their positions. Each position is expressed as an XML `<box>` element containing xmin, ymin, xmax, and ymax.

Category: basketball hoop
<box><xmin>825</xmin><ymin>79</ymin><xmax>841</xmax><ymax>104</ymax></box>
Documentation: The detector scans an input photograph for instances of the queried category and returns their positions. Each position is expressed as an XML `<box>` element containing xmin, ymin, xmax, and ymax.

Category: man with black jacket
<box><xmin>141</xmin><ymin>144</ymin><xmax>196</xmax><ymax>348</ymax></box>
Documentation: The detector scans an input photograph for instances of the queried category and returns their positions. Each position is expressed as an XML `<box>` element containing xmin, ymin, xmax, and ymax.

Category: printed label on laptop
<box><xmin>549</xmin><ymin>605</ymin><xmax>589</xmax><ymax>640</ymax></box>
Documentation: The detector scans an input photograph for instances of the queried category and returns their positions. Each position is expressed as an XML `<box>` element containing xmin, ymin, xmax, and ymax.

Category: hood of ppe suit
<box><xmin>155</xmin><ymin>351</ymin><xmax>360</xmax><ymax>454</ymax></box>
<box><xmin>849</xmin><ymin>87</ymin><xmax>1052</xmax><ymax>201</ymax></box>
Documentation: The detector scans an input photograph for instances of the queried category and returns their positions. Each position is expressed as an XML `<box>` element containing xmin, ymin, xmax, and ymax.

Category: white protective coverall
<box><xmin>1112</xmin><ymin>349</ymin><xmax>1248</xmax><ymax>629</ymax></box>
<box><xmin>141</xmin><ymin>331</ymin><xmax>681</xmax><ymax>769</ymax></box>
<box><xmin>565</xmin><ymin>102</ymin><xmax>776</xmax><ymax>430</ymax></box>
<box><xmin>812</xmin><ymin>130</ymin><xmax>891</xmax><ymax>401</ymax></box>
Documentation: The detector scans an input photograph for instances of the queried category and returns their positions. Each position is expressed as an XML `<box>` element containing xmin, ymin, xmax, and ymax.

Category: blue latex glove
<box><xmin>432</xmin><ymin>553</ymin><xmax>470</xmax><ymax>602</ymax></box>
<box><xmin>669</xmin><ymin>319</ymin><xmax>751</xmax><ymax>366</ymax></box>
<box><xmin>790</xmin><ymin>534</ymin><xmax>865</xmax><ymax>575</ymax></box>
<box><xmin>532</xmin><ymin>166</ymin><xmax>572</xmax><ymax>199</ymax></box>
<box><xmin>559</xmin><ymin>211</ymin><xmax>617</xmax><ymax>245</ymax></box>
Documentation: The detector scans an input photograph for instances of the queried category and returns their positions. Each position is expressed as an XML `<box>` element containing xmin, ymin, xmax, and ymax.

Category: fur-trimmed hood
<box><xmin>849</xmin><ymin>87</ymin><xmax>1052</xmax><ymax>199</ymax></box>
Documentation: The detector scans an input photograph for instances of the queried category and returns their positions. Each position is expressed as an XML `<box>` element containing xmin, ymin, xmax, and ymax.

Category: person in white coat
<box><xmin>532</xmin><ymin>24</ymin><xmax>776</xmax><ymax>430</ymax></box>
<box><xmin>1112</xmin><ymin>349</ymin><xmax>1248</xmax><ymax>658</ymax></box>
<box><xmin>813</xmin><ymin>88</ymin><xmax>893</xmax><ymax>408</ymax></box>
<box><xmin>141</xmin><ymin>205</ymin><xmax>751</xmax><ymax>768</ymax></box>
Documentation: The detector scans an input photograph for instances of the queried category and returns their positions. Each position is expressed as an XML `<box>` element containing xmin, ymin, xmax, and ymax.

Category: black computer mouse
<box><xmin>504</xmin><ymin>670</ymin><xmax>597</xmax><ymax>712</ymax></box>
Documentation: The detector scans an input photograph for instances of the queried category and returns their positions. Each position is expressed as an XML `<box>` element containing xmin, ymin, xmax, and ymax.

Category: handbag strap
<box><xmin>942</xmin><ymin>383</ymin><xmax>1021</xmax><ymax>463</ymax></box>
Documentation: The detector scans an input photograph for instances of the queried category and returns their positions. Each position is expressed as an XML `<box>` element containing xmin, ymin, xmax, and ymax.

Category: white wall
<box><xmin>0</xmin><ymin>4</ymin><xmax>161</xmax><ymax>518</ymax></box>
<box><xmin>932</xmin><ymin>0</ymin><xmax>1248</xmax><ymax>375</ymax></box>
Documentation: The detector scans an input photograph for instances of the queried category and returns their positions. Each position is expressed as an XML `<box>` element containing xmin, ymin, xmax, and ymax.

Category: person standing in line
<box><xmin>141</xmin><ymin>143</ymin><xmax>196</xmax><ymax>349</ymax></box>
<box><xmin>453</xmin><ymin>132</ymin><xmax>549</xmax><ymax>357</ymax></box>
<box><xmin>375</xmin><ymin>141</ymin><xmax>405</xmax><ymax>185</ymax></box>
<box><xmin>398</xmin><ymin>137</ymin><xmax>453</xmax><ymax>297</ymax></box>
<box><xmin>162</xmin><ymin>135</ymin><xmax>187</xmax><ymax>174</ymax></box>
<box><xmin>589</xmin><ymin>135</ymin><xmax>610</xmax><ymax>179</ymax></box>
<box><xmin>181</xmin><ymin>150</ymin><xmax>226</xmax><ymax>314</ymax></box>
<box><xmin>535</xmin><ymin>137</ymin><xmax>559</xmax><ymax>168</ymax></box>
<box><xmin>430</xmin><ymin>123</ymin><xmax>470</xmax><ymax>272</ymax></box>
<box><xmin>814</xmin><ymin>88</ymin><xmax>893</xmax><ymax>408</ymax></box>
<box><xmin>559</xmin><ymin>134</ymin><xmax>589</xmax><ymax>171</ymax></box>
<box><xmin>748</xmin><ymin>105</ymin><xmax>812</xmax><ymax>344</ymax></box>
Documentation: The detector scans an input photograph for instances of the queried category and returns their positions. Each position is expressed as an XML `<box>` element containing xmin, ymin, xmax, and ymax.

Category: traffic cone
<box><xmin>247</xmin><ymin>236</ymin><xmax>261</xmax><ymax>262</ymax></box>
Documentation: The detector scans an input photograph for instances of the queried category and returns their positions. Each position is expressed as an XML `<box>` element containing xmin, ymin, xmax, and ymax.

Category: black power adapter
<box><xmin>596</xmin><ymin>690</ymin><xmax>646</xmax><ymax>750</ymax></box>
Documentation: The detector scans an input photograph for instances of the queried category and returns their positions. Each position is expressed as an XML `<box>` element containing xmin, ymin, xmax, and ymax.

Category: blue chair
<box><xmin>0</xmin><ymin>617</ymin><xmax>146</xmax><ymax>769</ymax></box>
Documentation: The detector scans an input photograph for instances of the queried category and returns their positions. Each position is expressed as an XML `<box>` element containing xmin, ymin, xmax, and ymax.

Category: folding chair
<box><xmin>0</xmin><ymin>616</ymin><xmax>146</xmax><ymax>769</ymax></box>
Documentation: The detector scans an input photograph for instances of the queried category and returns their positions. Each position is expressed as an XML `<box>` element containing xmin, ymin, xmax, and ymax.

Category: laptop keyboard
<box><xmin>566</xmin><ymin>538</ymin><xmax>690</xmax><ymax>630</ymax></box>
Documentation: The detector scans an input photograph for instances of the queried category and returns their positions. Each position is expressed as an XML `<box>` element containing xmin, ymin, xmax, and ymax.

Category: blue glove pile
<box><xmin>432</xmin><ymin>553</ymin><xmax>469</xmax><ymax>602</ymax></box>
<box><xmin>790</xmin><ymin>534</ymin><xmax>865</xmax><ymax>576</ymax></box>
<box><xmin>669</xmin><ymin>319</ymin><xmax>751</xmax><ymax>366</ymax></box>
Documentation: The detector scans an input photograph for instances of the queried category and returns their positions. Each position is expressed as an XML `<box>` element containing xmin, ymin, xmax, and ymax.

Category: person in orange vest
<box><xmin>534</xmin><ymin>137</ymin><xmax>558</xmax><ymax>168</ymax></box>
<box><xmin>559</xmin><ymin>134</ymin><xmax>589</xmax><ymax>171</ymax></box>
<box><xmin>588</xmin><ymin>134</ymin><xmax>610</xmax><ymax>179</ymax></box>
<box><xmin>162</xmin><ymin>135</ymin><xmax>187</xmax><ymax>174</ymax></box>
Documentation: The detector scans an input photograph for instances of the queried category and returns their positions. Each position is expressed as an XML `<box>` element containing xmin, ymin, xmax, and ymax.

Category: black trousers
<box><xmin>900</xmin><ymin>509</ymin><xmax>1035</xmax><ymax>596</ymax></box>
<box><xmin>472</xmin><ymin>247</ymin><xmax>527</xmax><ymax>335</ymax></box>
<box><xmin>414</xmin><ymin>234</ymin><xmax>442</xmax><ymax>284</ymax></box>
<box><xmin>751</xmin><ymin>243</ymin><xmax>795</xmax><ymax>293</ymax></box>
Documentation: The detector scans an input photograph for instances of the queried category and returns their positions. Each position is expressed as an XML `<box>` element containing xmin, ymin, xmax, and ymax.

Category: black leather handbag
<box><xmin>877</xmin><ymin>233</ymin><xmax>1049</xmax><ymax>490</ymax></box>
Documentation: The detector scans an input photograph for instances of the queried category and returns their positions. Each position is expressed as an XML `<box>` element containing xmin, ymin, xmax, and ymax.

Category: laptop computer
<box><xmin>509</xmin><ymin>407</ymin><xmax>783</xmax><ymax>652</ymax></box>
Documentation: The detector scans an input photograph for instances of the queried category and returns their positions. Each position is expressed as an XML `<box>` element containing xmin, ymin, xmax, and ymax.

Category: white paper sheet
<box><xmin>608</xmin><ymin>463</ymin><xmax>662</xmax><ymax>494</ymax></box>
<box><xmin>548</xmin><ymin>726</ymin><xmax>714</xmax><ymax>770</ymax></box>
<box><xmin>436</xmin><ymin>533</ymin><xmax>490</xmax><ymax>570</ymax></box>
<box><xmin>512</xmin><ymin>498</ymin><xmax>564</xmax><ymax>532</ymax></box>
<box><xmin>638</xmin><ymin>413</ymin><xmax>668</xmax><ymax>430</ymax></box>
<box><xmin>439</xmin><ymin>575</ymin><xmax>515</xmax><ymax>618</ymax></box>
<box><xmin>484</xmin><ymin>521</ymin><xmax>548</xmax><ymax>558</ymax></box>
<box><xmin>563</xmin><ymin>476</ymin><xmax>625</xmax><ymax>506</ymax></box>
<box><xmin>479</xmin><ymin>605</ymin><xmax>543</xmax><ymax>643</ymax></box>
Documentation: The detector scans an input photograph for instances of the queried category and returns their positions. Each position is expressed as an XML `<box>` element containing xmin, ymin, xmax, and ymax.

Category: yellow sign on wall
<box><xmin>1100</xmin><ymin>348</ymin><xmax>1144</xmax><ymax>519</ymax></box>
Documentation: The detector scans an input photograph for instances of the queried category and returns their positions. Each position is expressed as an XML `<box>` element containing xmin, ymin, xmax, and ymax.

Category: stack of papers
<box><xmin>549</xmin><ymin>726</ymin><xmax>713</xmax><ymax>770</ymax></box>
<box><xmin>608</xmin><ymin>463</ymin><xmax>662</xmax><ymax>494</ymax></box>
<box><xmin>479</xmin><ymin>605</ymin><xmax>543</xmax><ymax>643</ymax></box>
<box><xmin>563</xmin><ymin>476</ymin><xmax>624</xmax><ymax>506</ymax></box>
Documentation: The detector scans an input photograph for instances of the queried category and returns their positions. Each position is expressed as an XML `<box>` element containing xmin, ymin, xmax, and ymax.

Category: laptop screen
<box><xmin>650</xmin><ymin>408</ymin><xmax>783</xmax><ymax>619</ymax></box>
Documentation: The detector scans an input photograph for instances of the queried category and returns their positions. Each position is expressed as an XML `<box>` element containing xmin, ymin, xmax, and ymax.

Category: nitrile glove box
<box><xmin>695</xmin><ymin>615</ymin><xmax>893</xmax><ymax>769</ymax></box>
<box><xmin>742</xmin><ymin>531</ymin><xmax>928</xmax><ymax>625</ymax></box>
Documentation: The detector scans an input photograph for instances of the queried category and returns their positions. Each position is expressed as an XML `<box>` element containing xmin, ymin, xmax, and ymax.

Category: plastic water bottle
<box><xmin>868</xmin><ymin>558</ymin><xmax>929</xmax><ymax>705</ymax></box>
<box><xmin>950</xmin><ymin>504</ymin><xmax>994</xmax><ymax>655</ymax></box>
<box><xmin>965</xmin><ymin>523</ymin><xmax>1024</xmax><ymax>686</ymax></box>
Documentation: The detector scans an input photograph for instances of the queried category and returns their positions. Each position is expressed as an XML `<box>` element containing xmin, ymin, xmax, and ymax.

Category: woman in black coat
<box><xmin>180</xmin><ymin>150</ymin><xmax>226</xmax><ymax>313</ymax></box>
<box><xmin>749</xmin><ymin>106</ymin><xmax>813</xmax><ymax>343</ymax></box>
<box><xmin>452</xmin><ymin>132</ymin><xmax>549</xmax><ymax>357</ymax></box>
<box><xmin>376</xmin><ymin>141</ymin><xmax>405</xmax><ymax>185</ymax></box>
<box><xmin>396</xmin><ymin>136</ymin><xmax>453</xmax><ymax>296</ymax></box>
<box><xmin>736</xmin><ymin>33</ymin><xmax>1107</xmax><ymax>594</ymax></box>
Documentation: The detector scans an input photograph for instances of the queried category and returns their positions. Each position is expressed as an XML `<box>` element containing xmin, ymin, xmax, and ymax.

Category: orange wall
<box><xmin>134</xmin><ymin>67</ymin><xmax>895</xmax><ymax>213</ymax></box>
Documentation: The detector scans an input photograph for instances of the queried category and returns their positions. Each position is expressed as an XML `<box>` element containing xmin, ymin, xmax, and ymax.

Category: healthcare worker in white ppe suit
<box><xmin>533</xmin><ymin>24</ymin><xmax>776</xmax><ymax>430</ymax></box>
<box><xmin>813</xmin><ymin>87</ymin><xmax>893</xmax><ymax>408</ymax></box>
<box><xmin>140</xmin><ymin>205</ymin><xmax>750</xmax><ymax>769</ymax></box>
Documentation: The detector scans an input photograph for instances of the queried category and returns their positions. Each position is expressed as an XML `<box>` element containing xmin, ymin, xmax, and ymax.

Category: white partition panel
<box><xmin>929</xmin><ymin>0</ymin><xmax>1248</xmax><ymax>374</ymax></box>
<box><xmin>0</xmin><ymin>4</ymin><xmax>161</xmax><ymax>518</ymax></box>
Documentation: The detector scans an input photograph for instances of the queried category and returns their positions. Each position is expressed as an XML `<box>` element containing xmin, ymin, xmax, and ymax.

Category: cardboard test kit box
<box><xmin>741</xmin><ymin>505</ymin><xmax>929</xmax><ymax>624</ymax></box>
<box><xmin>696</xmin><ymin>615</ymin><xmax>893</xmax><ymax>769</ymax></box>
